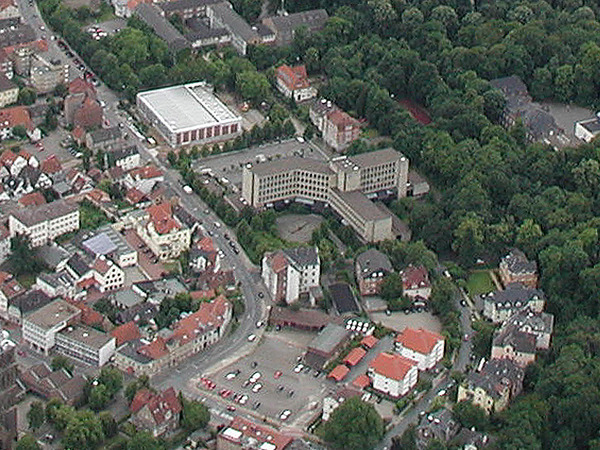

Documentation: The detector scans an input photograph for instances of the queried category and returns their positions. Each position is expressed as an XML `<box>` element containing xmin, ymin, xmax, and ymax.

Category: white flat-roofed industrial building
<box><xmin>137</xmin><ymin>82</ymin><xmax>242</xmax><ymax>147</ymax></box>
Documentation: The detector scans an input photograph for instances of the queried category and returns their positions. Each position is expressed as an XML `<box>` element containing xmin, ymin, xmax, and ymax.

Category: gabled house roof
<box><xmin>41</xmin><ymin>154</ymin><xmax>62</xmax><ymax>174</ymax></box>
<box><xmin>131</xmin><ymin>387</ymin><xmax>182</xmax><ymax>427</ymax></box>
<box><xmin>169</xmin><ymin>295</ymin><xmax>229</xmax><ymax>346</ymax></box>
<box><xmin>147</xmin><ymin>202</ymin><xmax>181</xmax><ymax>235</ymax></box>
<box><xmin>395</xmin><ymin>327</ymin><xmax>444</xmax><ymax>355</ymax></box>
<box><xmin>401</xmin><ymin>265</ymin><xmax>430</xmax><ymax>291</ymax></box>
<box><xmin>369</xmin><ymin>352</ymin><xmax>415</xmax><ymax>381</ymax></box>
<box><xmin>0</xmin><ymin>105</ymin><xmax>34</xmax><ymax>130</ymax></box>
<box><xmin>276</xmin><ymin>64</ymin><xmax>310</xmax><ymax>91</ymax></box>
<box><xmin>355</xmin><ymin>248</ymin><xmax>393</xmax><ymax>279</ymax></box>
<box><xmin>18</xmin><ymin>191</ymin><xmax>46</xmax><ymax>206</ymax></box>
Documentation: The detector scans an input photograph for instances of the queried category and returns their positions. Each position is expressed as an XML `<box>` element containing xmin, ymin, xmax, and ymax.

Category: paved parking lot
<box><xmin>198</xmin><ymin>330</ymin><xmax>333</xmax><ymax>427</ymax></box>
<box><xmin>193</xmin><ymin>140</ymin><xmax>330</xmax><ymax>187</ymax></box>
<box><xmin>122</xmin><ymin>229</ymin><xmax>167</xmax><ymax>279</ymax></box>
<box><xmin>370</xmin><ymin>311</ymin><xmax>442</xmax><ymax>333</ymax></box>
<box><xmin>276</xmin><ymin>214</ymin><xmax>323</xmax><ymax>244</ymax></box>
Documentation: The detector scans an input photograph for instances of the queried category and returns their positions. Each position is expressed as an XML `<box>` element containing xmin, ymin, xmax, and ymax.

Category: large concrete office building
<box><xmin>137</xmin><ymin>82</ymin><xmax>242</xmax><ymax>147</ymax></box>
<box><xmin>241</xmin><ymin>148</ymin><xmax>409</xmax><ymax>242</ymax></box>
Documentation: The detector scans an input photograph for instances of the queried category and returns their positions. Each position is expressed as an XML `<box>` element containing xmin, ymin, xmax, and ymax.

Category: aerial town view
<box><xmin>0</xmin><ymin>0</ymin><xmax>596</xmax><ymax>448</ymax></box>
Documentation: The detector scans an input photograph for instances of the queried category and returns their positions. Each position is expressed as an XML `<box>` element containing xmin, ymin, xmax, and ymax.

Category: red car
<box><xmin>274</xmin><ymin>371</ymin><xmax>282</xmax><ymax>379</ymax></box>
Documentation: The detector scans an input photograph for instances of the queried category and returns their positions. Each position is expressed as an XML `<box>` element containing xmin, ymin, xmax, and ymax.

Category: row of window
<box><xmin>175</xmin><ymin>123</ymin><xmax>239</xmax><ymax>144</ymax></box>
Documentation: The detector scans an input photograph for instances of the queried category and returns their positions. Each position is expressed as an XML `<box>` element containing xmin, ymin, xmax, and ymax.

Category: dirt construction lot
<box><xmin>276</xmin><ymin>214</ymin><xmax>324</xmax><ymax>244</ymax></box>
<box><xmin>199</xmin><ymin>329</ymin><xmax>335</xmax><ymax>427</ymax></box>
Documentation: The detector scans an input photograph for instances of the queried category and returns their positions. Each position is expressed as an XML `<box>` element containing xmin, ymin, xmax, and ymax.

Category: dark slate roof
<box><xmin>88</xmin><ymin>126</ymin><xmax>121</xmax><ymax>144</ymax></box>
<box><xmin>483</xmin><ymin>283</ymin><xmax>545</xmax><ymax>311</ymax></box>
<box><xmin>489</xmin><ymin>75</ymin><xmax>528</xmax><ymax>97</ymax></box>
<box><xmin>505</xmin><ymin>309</ymin><xmax>554</xmax><ymax>336</ymax></box>
<box><xmin>328</xmin><ymin>282</ymin><xmax>359</xmax><ymax>314</ymax></box>
<box><xmin>493</xmin><ymin>327</ymin><xmax>536</xmax><ymax>354</ymax></box>
<box><xmin>501</xmin><ymin>248</ymin><xmax>537</xmax><ymax>275</ymax></box>
<box><xmin>172</xmin><ymin>205</ymin><xmax>197</xmax><ymax>229</ymax></box>
<box><xmin>159</xmin><ymin>0</ymin><xmax>220</xmax><ymax>14</ymax></box>
<box><xmin>0</xmin><ymin>24</ymin><xmax>37</xmax><ymax>49</ymax></box>
<box><xmin>283</xmin><ymin>246</ymin><xmax>319</xmax><ymax>267</ymax></box>
<box><xmin>115</xmin><ymin>302</ymin><xmax>159</xmax><ymax>325</ymax></box>
<box><xmin>209</xmin><ymin>2</ymin><xmax>258</xmax><ymax>42</ymax></box>
<box><xmin>254</xmin><ymin>22</ymin><xmax>274</xmax><ymax>37</ymax></box>
<box><xmin>66</xmin><ymin>253</ymin><xmax>91</xmax><ymax>278</ymax></box>
<box><xmin>109</xmin><ymin>145</ymin><xmax>138</xmax><ymax>161</ymax></box>
<box><xmin>10</xmin><ymin>289</ymin><xmax>53</xmax><ymax>314</ymax></box>
<box><xmin>266</xmin><ymin>9</ymin><xmax>328</xmax><ymax>33</ymax></box>
<box><xmin>355</xmin><ymin>248</ymin><xmax>393</xmax><ymax>279</ymax></box>
<box><xmin>134</xmin><ymin>3</ymin><xmax>190</xmax><ymax>52</ymax></box>
<box><xmin>0</xmin><ymin>72</ymin><xmax>15</xmax><ymax>92</ymax></box>
<box><xmin>416</xmin><ymin>408</ymin><xmax>460</xmax><ymax>445</ymax></box>
<box><xmin>185</xmin><ymin>21</ymin><xmax>229</xmax><ymax>40</ymax></box>
<box><xmin>117</xmin><ymin>339</ymin><xmax>153</xmax><ymax>364</ymax></box>
<box><xmin>465</xmin><ymin>359</ymin><xmax>524</xmax><ymax>400</ymax></box>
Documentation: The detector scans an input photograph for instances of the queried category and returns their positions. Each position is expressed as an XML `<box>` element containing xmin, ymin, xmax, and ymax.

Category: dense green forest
<box><xmin>38</xmin><ymin>0</ymin><xmax>600</xmax><ymax>446</ymax></box>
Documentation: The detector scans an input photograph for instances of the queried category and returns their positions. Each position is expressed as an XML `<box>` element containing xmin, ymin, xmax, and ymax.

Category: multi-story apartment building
<box><xmin>22</xmin><ymin>299</ymin><xmax>80</xmax><ymax>355</ymax></box>
<box><xmin>107</xmin><ymin>146</ymin><xmax>141</xmax><ymax>171</ymax></box>
<box><xmin>262</xmin><ymin>246</ymin><xmax>320</xmax><ymax>304</ymax></box>
<box><xmin>354</xmin><ymin>248</ymin><xmax>393</xmax><ymax>296</ymax></box>
<box><xmin>498</xmin><ymin>248</ymin><xmax>538</xmax><ymax>289</ymax></box>
<box><xmin>135</xmin><ymin>202</ymin><xmax>192</xmax><ymax>261</ymax></box>
<box><xmin>310</xmin><ymin>98</ymin><xmax>361</xmax><ymax>151</ymax></box>
<box><xmin>482</xmin><ymin>283</ymin><xmax>545</xmax><ymax>324</ymax></box>
<box><xmin>368</xmin><ymin>352</ymin><xmax>418</xmax><ymax>398</ymax></box>
<box><xmin>8</xmin><ymin>200</ymin><xmax>80</xmax><ymax>247</ymax></box>
<box><xmin>55</xmin><ymin>324</ymin><xmax>116</xmax><ymax>366</ymax></box>
<box><xmin>0</xmin><ymin>73</ymin><xmax>17</xmax><ymax>108</ymax></box>
<box><xmin>242</xmin><ymin>148</ymin><xmax>409</xmax><ymax>242</ymax></box>
<box><xmin>395</xmin><ymin>327</ymin><xmax>445</xmax><ymax>371</ymax></box>
<box><xmin>275</xmin><ymin>64</ymin><xmax>316</xmax><ymax>102</ymax></box>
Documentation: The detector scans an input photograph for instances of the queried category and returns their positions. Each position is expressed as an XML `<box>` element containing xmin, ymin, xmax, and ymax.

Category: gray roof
<box><xmin>87</xmin><ymin>126</ymin><xmax>121</xmax><ymax>145</ymax></box>
<box><xmin>248</xmin><ymin>156</ymin><xmax>333</xmax><ymax>177</ymax></box>
<box><xmin>577</xmin><ymin>117</ymin><xmax>600</xmax><ymax>133</ymax></box>
<box><xmin>308</xmin><ymin>323</ymin><xmax>350</xmax><ymax>354</ymax></box>
<box><xmin>331</xmin><ymin>188</ymin><xmax>392</xmax><ymax>221</ymax></box>
<box><xmin>10</xmin><ymin>289</ymin><xmax>53</xmax><ymax>315</ymax></box>
<box><xmin>265</xmin><ymin>9</ymin><xmax>328</xmax><ymax>33</ymax></box>
<box><xmin>355</xmin><ymin>248</ymin><xmax>392</xmax><ymax>278</ymax></box>
<box><xmin>328</xmin><ymin>282</ymin><xmax>358</xmax><ymax>314</ymax></box>
<box><xmin>489</xmin><ymin>75</ymin><xmax>529</xmax><ymax>97</ymax></box>
<box><xmin>417</xmin><ymin>408</ymin><xmax>460</xmax><ymax>444</ymax></box>
<box><xmin>111</xmin><ymin>288</ymin><xmax>144</xmax><ymax>309</ymax></box>
<box><xmin>483</xmin><ymin>283</ymin><xmax>545</xmax><ymax>310</ymax></box>
<box><xmin>36</xmin><ymin>244</ymin><xmax>70</xmax><ymax>269</ymax></box>
<box><xmin>116</xmin><ymin>302</ymin><xmax>159</xmax><ymax>324</ymax></box>
<box><xmin>186</xmin><ymin>22</ymin><xmax>229</xmax><ymax>41</ymax></box>
<box><xmin>492</xmin><ymin>327</ymin><xmax>536</xmax><ymax>354</ymax></box>
<box><xmin>24</xmin><ymin>298</ymin><xmax>79</xmax><ymax>330</ymax></box>
<box><xmin>0</xmin><ymin>72</ymin><xmax>16</xmax><ymax>92</ymax></box>
<box><xmin>465</xmin><ymin>359</ymin><xmax>524</xmax><ymax>400</ymax></box>
<box><xmin>347</xmin><ymin>148</ymin><xmax>404</xmax><ymax>170</ymax></box>
<box><xmin>208</xmin><ymin>2</ymin><xmax>258</xmax><ymax>42</ymax></box>
<box><xmin>117</xmin><ymin>339</ymin><xmax>153</xmax><ymax>364</ymax></box>
<box><xmin>109</xmin><ymin>145</ymin><xmax>139</xmax><ymax>162</ymax></box>
<box><xmin>66</xmin><ymin>254</ymin><xmax>91</xmax><ymax>278</ymax></box>
<box><xmin>134</xmin><ymin>3</ymin><xmax>190</xmax><ymax>52</ymax></box>
<box><xmin>505</xmin><ymin>309</ymin><xmax>554</xmax><ymax>336</ymax></box>
<box><xmin>11</xmin><ymin>199</ymin><xmax>77</xmax><ymax>227</ymax></box>
<box><xmin>255</xmin><ymin>22</ymin><xmax>274</xmax><ymax>37</ymax></box>
<box><xmin>0</xmin><ymin>24</ymin><xmax>37</xmax><ymax>49</ymax></box>
<box><xmin>159</xmin><ymin>0</ymin><xmax>220</xmax><ymax>13</ymax></box>
<box><xmin>283</xmin><ymin>246</ymin><xmax>319</xmax><ymax>267</ymax></box>
<box><xmin>58</xmin><ymin>325</ymin><xmax>114</xmax><ymax>350</ymax></box>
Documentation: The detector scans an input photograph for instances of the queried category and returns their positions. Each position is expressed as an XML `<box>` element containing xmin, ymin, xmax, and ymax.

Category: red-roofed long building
<box><xmin>218</xmin><ymin>416</ymin><xmax>293</xmax><ymax>450</ymax></box>
<box><xmin>368</xmin><ymin>352</ymin><xmax>418</xmax><ymax>398</ymax></box>
<box><xmin>395</xmin><ymin>327</ymin><xmax>445</xmax><ymax>371</ymax></box>
<box><xmin>275</xmin><ymin>64</ymin><xmax>316</xmax><ymax>102</ymax></box>
<box><xmin>135</xmin><ymin>202</ymin><xmax>191</xmax><ymax>261</ymax></box>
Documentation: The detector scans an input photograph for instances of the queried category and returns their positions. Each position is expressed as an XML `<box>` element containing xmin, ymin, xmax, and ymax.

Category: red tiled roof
<box><xmin>72</xmin><ymin>126</ymin><xmax>85</xmax><ymax>142</ymax></box>
<box><xmin>130</xmin><ymin>165</ymin><xmax>163</xmax><ymax>180</ymax></box>
<box><xmin>130</xmin><ymin>388</ymin><xmax>154</xmax><ymax>413</ymax></box>
<box><xmin>369</xmin><ymin>352</ymin><xmax>416</xmax><ymax>381</ymax></box>
<box><xmin>41</xmin><ymin>155</ymin><xmax>62</xmax><ymax>174</ymax></box>
<box><xmin>269</xmin><ymin>251</ymin><xmax>288</xmax><ymax>273</ymax></box>
<box><xmin>343</xmin><ymin>347</ymin><xmax>367</xmax><ymax>367</ymax></box>
<box><xmin>361</xmin><ymin>335</ymin><xmax>379</xmax><ymax>349</ymax></box>
<box><xmin>401</xmin><ymin>265</ymin><xmax>430</xmax><ymax>291</ymax></box>
<box><xmin>73</xmin><ymin>302</ymin><xmax>104</xmax><ymax>327</ymax></box>
<box><xmin>0</xmin><ymin>106</ymin><xmax>34</xmax><ymax>131</ymax></box>
<box><xmin>276</xmin><ymin>64</ymin><xmax>310</xmax><ymax>91</ymax></box>
<box><xmin>395</xmin><ymin>327</ymin><xmax>444</xmax><ymax>355</ymax></box>
<box><xmin>147</xmin><ymin>202</ymin><xmax>180</xmax><ymax>235</ymax></box>
<box><xmin>138</xmin><ymin>337</ymin><xmax>169</xmax><ymax>360</ymax></box>
<box><xmin>197</xmin><ymin>236</ymin><xmax>215</xmax><ymax>252</ymax></box>
<box><xmin>93</xmin><ymin>257</ymin><xmax>112</xmax><ymax>275</ymax></box>
<box><xmin>170</xmin><ymin>295</ymin><xmax>229</xmax><ymax>346</ymax></box>
<box><xmin>353</xmin><ymin>373</ymin><xmax>370</xmax><ymax>389</ymax></box>
<box><xmin>224</xmin><ymin>416</ymin><xmax>293</xmax><ymax>450</ymax></box>
<box><xmin>0</xmin><ymin>0</ymin><xmax>16</xmax><ymax>13</ymax></box>
<box><xmin>0</xmin><ymin>149</ymin><xmax>16</xmax><ymax>166</ymax></box>
<box><xmin>328</xmin><ymin>364</ymin><xmax>349</xmax><ymax>382</ymax></box>
<box><xmin>111</xmin><ymin>321</ymin><xmax>141</xmax><ymax>346</ymax></box>
<box><xmin>69</xmin><ymin>78</ymin><xmax>96</xmax><ymax>97</ymax></box>
<box><xmin>86</xmin><ymin>188</ymin><xmax>110</xmax><ymax>203</ymax></box>
<box><xmin>77</xmin><ymin>277</ymin><xmax>96</xmax><ymax>289</ymax></box>
<box><xmin>18</xmin><ymin>191</ymin><xmax>46</xmax><ymax>207</ymax></box>
<box><xmin>125</xmin><ymin>187</ymin><xmax>146</xmax><ymax>205</ymax></box>
<box><xmin>190</xmin><ymin>289</ymin><xmax>216</xmax><ymax>301</ymax></box>
<box><xmin>327</xmin><ymin>109</ymin><xmax>360</xmax><ymax>130</ymax></box>
<box><xmin>131</xmin><ymin>387</ymin><xmax>182</xmax><ymax>427</ymax></box>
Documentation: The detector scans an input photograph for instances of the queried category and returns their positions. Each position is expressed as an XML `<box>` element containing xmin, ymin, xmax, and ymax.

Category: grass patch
<box><xmin>17</xmin><ymin>273</ymin><xmax>36</xmax><ymax>288</ymax></box>
<box><xmin>466</xmin><ymin>271</ymin><xmax>495</xmax><ymax>297</ymax></box>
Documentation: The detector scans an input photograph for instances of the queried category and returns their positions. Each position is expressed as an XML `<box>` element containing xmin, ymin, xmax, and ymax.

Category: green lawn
<box><xmin>466</xmin><ymin>271</ymin><xmax>495</xmax><ymax>297</ymax></box>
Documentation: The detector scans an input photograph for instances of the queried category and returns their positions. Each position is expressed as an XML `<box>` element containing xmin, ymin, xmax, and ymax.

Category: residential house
<box><xmin>457</xmin><ymin>359</ymin><xmax>524</xmax><ymax>414</ymax></box>
<box><xmin>206</xmin><ymin>2</ymin><xmax>260</xmax><ymax>55</ymax></box>
<box><xmin>323</xmin><ymin>109</ymin><xmax>361</xmax><ymax>152</ymax></box>
<box><xmin>482</xmin><ymin>283</ymin><xmax>545</xmax><ymax>323</ymax></box>
<box><xmin>0</xmin><ymin>224</ymin><xmax>10</xmax><ymax>264</ymax></box>
<box><xmin>416</xmin><ymin>408</ymin><xmax>460</xmax><ymax>450</ymax></box>
<box><xmin>355</xmin><ymin>248</ymin><xmax>393</xmax><ymax>296</ymax></box>
<box><xmin>124</xmin><ymin>164</ymin><xmax>164</xmax><ymax>194</ymax></box>
<box><xmin>0</xmin><ymin>48</ymin><xmax>12</xmax><ymax>80</ymax></box>
<box><xmin>106</xmin><ymin>145</ymin><xmax>141</xmax><ymax>171</ymax></box>
<box><xmin>189</xmin><ymin>236</ymin><xmax>219</xmax><ymax>273</ymax></box>
<box><xmin>0</xmin><ymin>271</ymin><xmax>23</xmax><ymax>320</ymax></box>
<box><xmin>262</xmin><ymin>246</ymin><xmax>320</xmax><ymax>304</ymax></box>
<box><xmin>131</xmin><ymin>277</ymin><xmax>187</xmax><ymax>305</ymax></box>
<box><xmin>0</xmin><ymin>23</ymin><xmax>46</xmax><ymax>58</ymax></box>
<box><xmin>8</xmin><ymin>199</ymin><xmax>79</xmax><ymax>247</ymax></box>
<box><xmin>134</xmin><ymin>3</ymin><xmax>190</xmax><ymax>53</ymax></box>
<box><xmin>217</xmin><ymin>416</ymin><xmax>293</xmax><ymax>450</ymax></box>
<box><xmin>395</xmin><ymin>327</ymin><xmax>445</xmax><ymax>371</ymax></box>
<box><xmin>85</xmin><ymin>126</ymin><xmax>122</xmax><ymax>151</ymax></box>
<box><xmin>501</xmin><ymin>308</ymin><xmax>554</xmax><ymax>350</ymax></box>
<box><xmin>401</xmin><ymin>265</ymin><xmax>431</xmax><ymax>300</ymax></box>
<box><xmin>0</xmin><ymin>105</ymin><xmax>40</xmax><ymax>141</ymax></box>
<box><xmin>20</xmin><ymin>363</ymin><xmax>88</xmax><ymax>406</ymax></box>
<box><xmin>130</xmin><ymin>387</ymin><xmax>182</xmax><ymax>437</ymax></box>
<box><xmin>114</xmin><ymin>295</ymin><xmax>231</xmax><ymax>376</ymax></box>
<box><xmin>40</xmin><ymin>155</ymin><xmax>62</xmax><ymax>177</ymax></box>
<box><xmin>262</xmin><ymin>9</ymin><xmax>328</xmax><ymax>46</ymax></box>
<box><xmin>498</xmin><ymin>248</ymin><xmax>538</xmax><ymax>289</ymax></box>
<box><xmin>110</xmin><ymin>321</ymin><xmax>141</xmax><ymax>346</ymax></box>
<box><xmin>368</xmin><ymin>352</ymin><xmax>418</xmax><ymax>398</ymax></box>
<box><xmin>64</xmin><ymin>78</ymin><xmax>102</xmax><ymax>130</ymax></box>
<box><xmin>34</xmin><ymin>272</ymin><xmax>77</xmax><ymax>299</ymax></box>
<box><xmin>0</xmin><ymin>72</ymin><xmax>17</xmax><ymax>107</ymax></box>
<box><xmin>490</xmin><ymin>326</ymin><xmax>537</xmax><ymax>368</ymax></box>
<box><xmin>575</xmin><ymin>116</ymin><xmax>600</xmax><ymax>143</ymax></box>
<box><xmin>275</xmin><ymin>64</ymin><xmax>316</xmax><ymax>102</ymax></box>
<box><xmin>92</xmin><ymin>256</ymin><xmax>125</xmax><ymax>292</ymax></box>
<box><xmin>22</xmin><ymin>298</ymin><xmax>81</xmax><ymax>354</ymax></box>
<box><xmin>135</xmin><ymin>202</ymin><xmax>192</xmax><ymax>261</ymax></box>
<box><xmin>28</xmin><ymin>56</ymin><xmax>69</xmax><ymax>95</ymax></box>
